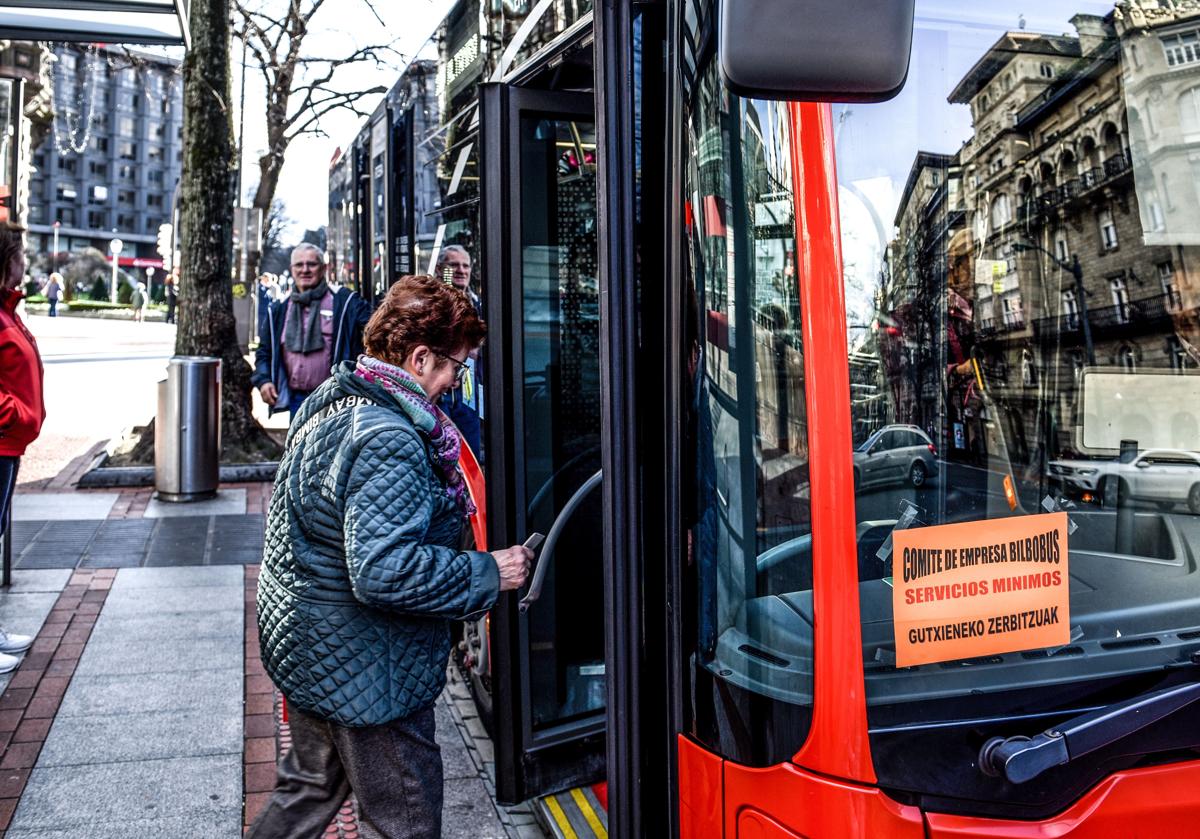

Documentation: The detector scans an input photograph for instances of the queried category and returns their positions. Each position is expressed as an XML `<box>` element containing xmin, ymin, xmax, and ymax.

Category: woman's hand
<box><xmin>492</xmin><ymin>545</ymin><xmax>533</xmax><ymax>592</ymax></box>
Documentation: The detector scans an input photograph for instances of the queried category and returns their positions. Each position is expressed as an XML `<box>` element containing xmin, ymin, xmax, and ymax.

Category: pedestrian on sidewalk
<box><xmin>0</xmin><ymin>223</ymin><xmax>43</xmax><ymax>673</ymax></box>
<box><xmin>251</xmin><ymin>244</ymin><xmax>371</xmax><ymax>421</ymax></box>
<box><xmin>164</xmin><ymin>269</ymin><xmax>177</xmax><ymax>324</ymax></box>
<box><xmin>130</xmin><ymin>282</ymin><xmax>146</xmax><ymax>323</ymax></box>
<box><xmin>435</xmin><ymin>245</ymin><xmax>485</xmax><ymax>462</ymax></box>
<box><xmin>41</xmin><ymin>272</ymin><xmax>62</xmax><ymax>318</ymax></box>
<box><xmin>249</xmin><ymin>274</ymin><xmax>532</xmax><ymax>839</ymax></box>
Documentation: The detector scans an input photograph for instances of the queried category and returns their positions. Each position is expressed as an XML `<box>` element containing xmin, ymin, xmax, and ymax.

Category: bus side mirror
<box><xmin>719</xmin><ymin>0</ymin><xmax>914</xmax><ymax>102</ymax></box>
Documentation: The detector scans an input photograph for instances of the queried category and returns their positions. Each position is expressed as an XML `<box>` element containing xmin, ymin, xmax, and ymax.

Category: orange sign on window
<box><xmin>891</xmin><ymin>512</ymin><xmax>1070</xmax><ymax>667</ymax></box>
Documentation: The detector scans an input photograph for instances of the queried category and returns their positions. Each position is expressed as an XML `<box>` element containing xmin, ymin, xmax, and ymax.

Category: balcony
<box><xmin>1031</xmin><ymin>290</ymin><xmax>1182</xmax><ymax>338</ymax></box>
<box><xmin>1015</xmin><ymin>151</ymin><xmax>1132</xmax><ymax>228</ymax></box>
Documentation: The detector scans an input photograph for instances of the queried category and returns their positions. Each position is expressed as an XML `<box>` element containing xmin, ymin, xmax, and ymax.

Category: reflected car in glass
<box><xmin>853</xmin><ymin>424</ymin><xmax>938</xmax><ymax>489</ymax></box>
<box><xmin>1050</xmin><ymin>448</ymin><xmax>1200</xmax><ymax>513</ymax></box>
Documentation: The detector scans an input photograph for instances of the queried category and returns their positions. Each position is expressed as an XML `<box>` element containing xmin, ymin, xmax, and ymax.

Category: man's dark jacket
<box><xmin>257</xmin><ymin>363</ymin><xmax>500</xmax><ymax>726</ymax></box>
<box><xmin>252</xmin><ymin>287</ymin><xmax>372</xmax><ymax>414</ymax></box>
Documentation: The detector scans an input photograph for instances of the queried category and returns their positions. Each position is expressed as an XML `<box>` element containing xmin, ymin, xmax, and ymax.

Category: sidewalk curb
<box><xmin>77</xmin><ymin>462</ymin><xmax>278</xmax><ymax>489</ymax></box>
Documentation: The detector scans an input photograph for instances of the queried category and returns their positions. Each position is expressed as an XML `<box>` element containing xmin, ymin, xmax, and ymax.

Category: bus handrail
<box><xmin>519</xmin><ymin>469</ymin><xmax>603</xmax><ymax>613</ymax></box>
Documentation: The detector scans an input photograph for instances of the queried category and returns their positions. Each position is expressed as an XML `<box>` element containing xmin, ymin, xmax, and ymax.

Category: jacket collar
<box><xmin>2</xmin><ymin>287</ymin><xmax>21</xmax><ymax>313</ymax></box>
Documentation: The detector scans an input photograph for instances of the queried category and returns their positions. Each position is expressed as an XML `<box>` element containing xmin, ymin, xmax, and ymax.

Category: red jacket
<box><xmin>0</xmin><ymin>289</ymin><xmax>45</xmax><ymax>457</ymax></box>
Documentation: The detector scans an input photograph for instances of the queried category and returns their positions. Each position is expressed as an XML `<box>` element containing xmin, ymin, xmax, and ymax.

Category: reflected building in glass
<box><xmin>878</xmin><ymin>3</ymin><xmax>1200</xmax><ymax>487</ymax></box>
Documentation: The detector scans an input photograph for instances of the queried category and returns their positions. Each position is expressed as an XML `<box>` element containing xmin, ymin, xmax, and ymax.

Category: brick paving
<box><xmin>0</xmin><ymin>462</ymin><xmax>548</xmax><ymax>838</ymax></box>
<box><xmin>0</xmin><ymin>569</ymin><xmax>114</xmax><ymax>836</ymax></box>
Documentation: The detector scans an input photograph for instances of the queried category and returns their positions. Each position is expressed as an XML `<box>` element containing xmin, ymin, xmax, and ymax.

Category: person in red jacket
<box><xmin>0</xmin><ymin>223</ymin><xmax>42</xmax><ymax>673</ymax></box>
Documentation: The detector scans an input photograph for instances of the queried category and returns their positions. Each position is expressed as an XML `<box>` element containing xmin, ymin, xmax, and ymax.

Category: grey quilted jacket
<box><xmin>256</xmin><ymin>361</ymin><xmax>499</xmax><ymax>727</ymax></box>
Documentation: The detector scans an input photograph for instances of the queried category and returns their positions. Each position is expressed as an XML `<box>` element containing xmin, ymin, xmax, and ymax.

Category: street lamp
<box><xmin>52</xmin><ymin>221</ymin><xmax>60</xmax><ymax>274</ymax></box>
<box><xmin>1011</xmin><ymin>240</ymin><xmax>1095</xmax><ymax>365</ymax></box>
<box><xmin>146</xmin><ymin>266</ymin><xmax>156</xmax><ymax>301</ymax></box>
<box><xmin>109</xmin><ymin>237</ymin><xmax>123</xmax><ymax>304</ymax></box>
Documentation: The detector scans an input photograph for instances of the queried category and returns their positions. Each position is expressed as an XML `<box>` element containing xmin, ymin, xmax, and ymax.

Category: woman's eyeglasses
<box><xmin>435</xmin><ymin>352</ymin><xmax>470</xmax><ymax>385</ymax></box>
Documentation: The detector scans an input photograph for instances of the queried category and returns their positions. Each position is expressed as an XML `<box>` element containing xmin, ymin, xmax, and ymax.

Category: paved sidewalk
<box><xmin>0</xmin><ymin>486</ymin><xmax>548</xmax><ymax>838</ymax></box>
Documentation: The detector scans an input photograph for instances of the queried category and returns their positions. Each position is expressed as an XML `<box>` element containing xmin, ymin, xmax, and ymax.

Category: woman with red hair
<box><xmin>250</xmin><ymin>274</ymin><xmax>531</xmax><ymax>838</ymax></box>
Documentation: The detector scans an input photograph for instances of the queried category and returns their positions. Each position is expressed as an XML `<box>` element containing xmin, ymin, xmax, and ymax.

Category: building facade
<box><xmin>29</xmin><ymin>43</ymin><xmax>183</xmax><ymax>277</ymax></box>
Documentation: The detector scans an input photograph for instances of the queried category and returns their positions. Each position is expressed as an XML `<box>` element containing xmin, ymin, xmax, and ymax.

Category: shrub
<box><xmin>65</xmin><ymin>300</ymin><xmax>130</xmax><ymax>312</ymax></box>
<box><xmin>88</xmin><ymin>277</ymin><xmax>108</xmax><ymax>301</ymax></box>
<box><xmin>117</xmin><ymin>281</ymin><xmax>133</xmax><ymax>305</ymax></box>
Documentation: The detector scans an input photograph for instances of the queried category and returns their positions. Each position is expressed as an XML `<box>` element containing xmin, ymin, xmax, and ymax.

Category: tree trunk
<box><xmin>177</xmin><ymin>0</ymin><xmax>282</xmax><ymax>462</ymax></box>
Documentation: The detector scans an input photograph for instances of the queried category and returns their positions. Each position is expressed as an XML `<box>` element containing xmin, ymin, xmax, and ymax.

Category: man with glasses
<box><xmin>253</xmin><ymin>244</ymin><xmax>371</xmax><ymax>420</ymax></box>
<box><xmin>436</xmin><ymin>245</ymin><xmax>484</xmax><ymax>460</ymax></box>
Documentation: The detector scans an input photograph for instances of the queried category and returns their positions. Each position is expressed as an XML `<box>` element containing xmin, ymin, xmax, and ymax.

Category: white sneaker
<box><xmin>0</xmin><ymin>629</ymin><xmax>33</xmax><ymax>654</ymax></box>
<box><xmin>0</xmin><ymin>652</ymin><xmax>21</xmax><ymax>674</ymax></box>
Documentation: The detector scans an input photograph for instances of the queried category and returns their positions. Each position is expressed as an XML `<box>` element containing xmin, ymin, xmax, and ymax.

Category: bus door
<box><xmin>479</xmin><ymin>82</ymin><xmax>607</xmax><ymax>805</ymax></box>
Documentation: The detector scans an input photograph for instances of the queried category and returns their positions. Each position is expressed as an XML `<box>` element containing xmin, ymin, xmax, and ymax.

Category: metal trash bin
<box><xmin>155</xmin><ymin>356</ymin><xmax>222</xmax><ymax>502</ymax></box>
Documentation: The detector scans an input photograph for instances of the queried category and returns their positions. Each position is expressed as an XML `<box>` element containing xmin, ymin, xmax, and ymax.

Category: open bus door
<box><xmin>477</xmin><ymin>80</ymin><xmax>610</xmax><ymax>812</ymax></box>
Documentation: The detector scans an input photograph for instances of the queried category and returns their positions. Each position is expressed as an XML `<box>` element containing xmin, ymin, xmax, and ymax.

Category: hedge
<box><xmin>65</xmin><ymin>301</ymin><xmax>131</xmax><ymax>312</ymax></box>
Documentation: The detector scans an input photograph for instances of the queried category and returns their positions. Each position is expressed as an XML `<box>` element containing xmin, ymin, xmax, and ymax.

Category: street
<box><xmin>19</xmin><ymin>314</ymin><xmax>175</xmax><ymax>485</ymax></box>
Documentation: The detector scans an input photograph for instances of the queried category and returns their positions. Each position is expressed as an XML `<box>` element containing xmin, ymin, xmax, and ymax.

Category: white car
<box><xmin>1049</xmin><ymin>449</ymin><xmax>1200</xmax><ymax>513</ymax></box>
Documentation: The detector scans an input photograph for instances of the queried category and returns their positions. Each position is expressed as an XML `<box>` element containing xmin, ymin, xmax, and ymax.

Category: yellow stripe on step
<box><xmin>545</xmin><ymin>794</ymin><xmax>579</xmax><ymax>839</ymax></box>
<box><xmin>570</xmin><ymin>787</ymin><xmax>607</xmax><ymax>838</ymax></box>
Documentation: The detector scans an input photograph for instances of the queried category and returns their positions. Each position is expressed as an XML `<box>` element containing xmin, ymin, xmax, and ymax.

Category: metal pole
<box><xmin>52</xmin><ymin>222</ymin><xmax>59</xmax><ymax>272</ymax></box>
<box><xmin>110</xmin><ymin>255</ymin><xmax>118</xmax><ymax>304</ymax></box>
<box><xmin>1</xmin><ymin>495</ymin><xmax>11</xmax><ymax>588</ymax></box>
<box><xmin>1071</xmin><ymin>254</ymin><xmax>1096</xmax><ymax>366</ymax></box>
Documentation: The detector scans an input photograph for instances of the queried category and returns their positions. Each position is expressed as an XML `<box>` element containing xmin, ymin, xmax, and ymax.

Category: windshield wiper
<box><xmin>978</xmin><ymin>681</ymin><xmax>1200</xmax><ymax>784</ymax></box>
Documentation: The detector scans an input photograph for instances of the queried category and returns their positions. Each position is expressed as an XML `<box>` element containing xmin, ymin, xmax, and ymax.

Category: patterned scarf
<box><xmin>284</xmin><ymin>281</ymin><xmax>329</xmax><ymax>354</ymax></box>
<box><xmin>354</xmin><ymin>355</ymin><xmax>476</xmax><ymax>517</ymax></box>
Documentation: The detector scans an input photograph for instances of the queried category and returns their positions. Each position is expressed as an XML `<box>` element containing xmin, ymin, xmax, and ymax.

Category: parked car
<box><xmin>1048</xmin><ymin>449</ymin><xmax>1200</xmax><ymax>513</ymax></box>
<box><xmin>853</xmin><ymin>424</ymin><xmax>938</xmax><ymax>490</ymax></box>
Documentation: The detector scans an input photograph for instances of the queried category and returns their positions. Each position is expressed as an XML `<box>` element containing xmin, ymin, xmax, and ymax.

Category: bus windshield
<box><xmin>837</xmin><ymin>0</ymin><xmax>1200</xmax><ymax>814</ymax></box>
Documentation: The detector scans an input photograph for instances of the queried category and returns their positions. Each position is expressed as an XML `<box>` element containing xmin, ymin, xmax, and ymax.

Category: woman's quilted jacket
<box><xmin>256</xmin><ymin>362</ymin><xmax>500</xmax><ymax>727</ymax></box>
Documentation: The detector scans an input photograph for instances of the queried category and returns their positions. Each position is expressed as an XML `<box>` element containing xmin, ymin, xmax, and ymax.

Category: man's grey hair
<box><xmin>291</xmin><ymin>243</ymin><xmax>325</xmax><ymax>265</ymax></box>
<box><xmin>437</xmin><ymin>244</ymin><xmax>470</xmax><ymax>267</ymax></box>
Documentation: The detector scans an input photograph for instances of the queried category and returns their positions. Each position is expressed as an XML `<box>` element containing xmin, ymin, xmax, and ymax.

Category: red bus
<box><xmin>332</xmin><ymin>0</ymin><xmax>1200</xmax><ymax>835</ymax></box>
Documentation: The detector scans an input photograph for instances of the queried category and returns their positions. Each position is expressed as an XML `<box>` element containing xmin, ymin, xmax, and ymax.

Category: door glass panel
<box><xmin>518</xmin><ymin>115</ymin><xmax>604</xmax><ymax>731</ymax></box>
<box><xmin>833</xmin><ymin>0</ymin><xmax>1200</xmax><ymax>816</ymax></box>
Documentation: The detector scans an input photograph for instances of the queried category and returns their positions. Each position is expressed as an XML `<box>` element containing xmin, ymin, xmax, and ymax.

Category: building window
<box><xmin>55</xmin><ymin>182</ymin><xmax>77</xmax><ymax>201</ymax></box>
<box><xmin>119</xmin><ymin>165</ymin><xmax>135</xmax><ymax>183</ymax></box>
<box><xmin>1159</xmin><ymin>261</ymin><xmax>1182</xmax><ymax>309</ymax></box>
<box><xmin>1161</xmin><ymin>172</ymin><xmax>1173</xmax><ymax>208</ymax></box>
<box><xmin>1040</xmin><ymin>62</ymin><xmax>1055</xmax><ymax>79</ymax></box>
<box><xmin>1062</xmin><ymin>289</ymin><xmax>1079</xmax><ymax>330</ymax></box>
<box><xmin>1178</xmin><ymin>87</ymin><xmax>1200</xmax><ymax>141</ymax></box>
<box><xmin>56</xmin><ymin>157</ymin><xmax>77</xmax><ymax>174</ymax></box>
<box><xmin>1168</xmin><ymin>337</ymin><xmax>1190</xmax><ymax>370</ymax></box>
<box><xmin>119</xmin><ymin>116</ymin><xmax>136</xmax><ymax>137</ymax></box>
<box><xmin>88</xmin><ymin>161</ymin><xmax>108</xmax><ymax>178</ymax></box>
<box><xmin>980</xmin><ymin>93</ymin><xmax>990</xmax><ymax>112</ymax></box>
<box><xmin>1118</xmin><ymin>344</ymin><xmax>1137</xmax><ymax>371</ymax></box>
<box><xmin>1002</xmin><ymin>292</ymin><xmax>1023</xmax><ymax>328</ymax></box>
<box><xmin>1054</xmin><ymin>229</ymin><xmax>1069</xmax><ymax>262</ymax></box>
<box><xmin>991</xmin><ymin>193</ymin><xmax>1011</xmax><ymax>228</ymax></box>
<box><xmin>148</xmin><ymin>170</ymin><xmax>164</xmax><ymax>185</ymax></box>
<box><xmin>1021</xmin><ymin>350</ymin><xmax>1037</xmax><ymax>387</ymax></box>
<box><xmin>1111</xmin><ymin>276</ymin><xmax>1131</xmax><ymax>323</ymax></box>
<box><xmin>1162</xmin><ymin>30</ymin><xmax>1200</xmax><ymax>68</ymax></box>
<box><xmin>1099</xmin><ymin>208</ymin><xmax>1118</xmax><ymax>250</ymax></box>
<box><xmin>146</xmin><ymin>194</ymin><xmax>164</xmax><ymax>209</ymax></box>
<box><xmin>116</xmin><ymin>213</ymin><xmax>136</xmax><ymax>230</ymax></box>
<box><xmin>59</xmin><ymin>208</ymin><xmax>76</xmax><ymax>226</ymax></box>
<box><xmin>119</xmin><ymin>67</ymin><xmax>138</xmax><ymax>87</ymax></box>
<box><xmin>1148</xmin><ymin>197</ymin><xmax>1166</xmax><ymax>232</ymax></box>
<box><xmin>147</xmin><ymin>146</ymin><xmax>164</xmax><ymax>163</ymax></box>
<box><xmin>87</xmin><ymin>210</ymin><xmax>107</xmax><ymax>229</ymax></box>
<box><xmin>988</xmin><ymin>153</ymin><xmax>1004</xmax><ymax>175</ymax></box>
<box><xmin>89</xmin><ymin>185</ymin><xmax>108</xmax><ymax>204</ymax></box>
<box><xmin>148</xmin><ymin>122</ymin><xmax>165</xmax><ymax>140</ymax></box>
<box><xmin>118</xmin><ymin>189</ymin><xmax>135</xmax><ymax>206</ymax></box>
<box><xmin>89</xmin><ymin>135</ymin><xmax>109</xmax><ymax>153</ymax></box>
<box><xmin>119</xmin><ymin>142</ymin><xmax>137</xmax><ymax>161</ymax></box>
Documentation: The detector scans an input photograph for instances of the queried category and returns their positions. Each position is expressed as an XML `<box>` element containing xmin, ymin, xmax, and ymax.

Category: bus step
<box><xmin>534</xmin><ymin>783</ymin><xmax>608</xmax><ymax>838</ymax></box>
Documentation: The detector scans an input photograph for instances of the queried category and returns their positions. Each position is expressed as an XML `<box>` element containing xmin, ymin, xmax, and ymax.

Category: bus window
<box><xmin>682</xmin><ymin>44</ymin><xmax>814</xmax><ymax>765</ymax></box>
<box><xmin>837</xmin><ymin>0</ymin><xmax>1200</xmax><ymax>817</ymax></box>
